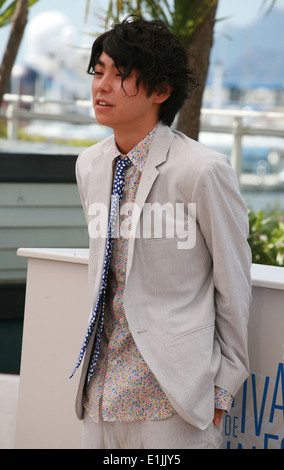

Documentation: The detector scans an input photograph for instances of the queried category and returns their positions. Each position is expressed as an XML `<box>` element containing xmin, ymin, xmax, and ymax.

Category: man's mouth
<box><xmin>96</xmin><ymin>100</ymin><xmax>112</xmax><ymax>107</ymax></box>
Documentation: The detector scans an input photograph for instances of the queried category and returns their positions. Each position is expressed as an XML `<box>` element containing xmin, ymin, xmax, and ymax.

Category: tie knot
<box><xmin>116</xmin><ymin>155</ymin><xmax>132</xmax><ymax>170</ymax></box>
<box><xmin>112</xmin><ymin>156</ymin><xmax>131</xmax><ymax>199</ymax></box>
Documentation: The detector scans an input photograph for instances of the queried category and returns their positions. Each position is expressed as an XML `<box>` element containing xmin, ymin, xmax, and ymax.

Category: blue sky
<box><xmin>1</xmin><ymin>0</ymin><xmax>284</xmax><ymax>63</ymax></box>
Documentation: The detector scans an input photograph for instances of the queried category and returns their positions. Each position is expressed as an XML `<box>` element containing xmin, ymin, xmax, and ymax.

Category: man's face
<box><xmin>92</xmin><ymin>52</ymin><xmax>162</xmax><ymax>135</ymax></box>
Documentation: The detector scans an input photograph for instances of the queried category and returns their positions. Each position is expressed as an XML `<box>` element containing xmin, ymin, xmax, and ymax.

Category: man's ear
<box><xmin>154</xmin><ymin>83</ymin><xmax>172</xmax><ymax>104</ymax></box>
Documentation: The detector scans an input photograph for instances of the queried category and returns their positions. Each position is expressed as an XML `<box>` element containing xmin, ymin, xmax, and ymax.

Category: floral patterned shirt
<box><xmin>83</xmin><ymin>125</ymin><xmax>233</xmax><ymax>422</ymax></box>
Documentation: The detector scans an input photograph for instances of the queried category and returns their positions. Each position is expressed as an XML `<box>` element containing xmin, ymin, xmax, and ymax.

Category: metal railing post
<box><xmin>231</xmin><ymin>116</ymin><xmax>243</xmax><ymax>184</ymax></box>
<box><xmin>6</xmin><ymin>101</ymin><xmax>19</xmax><ymax>141</ymax></box>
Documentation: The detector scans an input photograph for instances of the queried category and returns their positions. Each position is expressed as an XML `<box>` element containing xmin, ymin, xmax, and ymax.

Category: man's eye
<box><xmin>94</xmin><ymin>70</ymin><xmax>103</xmax><ymax>76</ymax></box>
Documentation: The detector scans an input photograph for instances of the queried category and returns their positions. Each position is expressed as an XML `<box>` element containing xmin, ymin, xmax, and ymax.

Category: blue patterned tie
<box><xmin>70</xmin><ymin>156</ymin><xmax>132</xmax><ymax>384</ymax></box>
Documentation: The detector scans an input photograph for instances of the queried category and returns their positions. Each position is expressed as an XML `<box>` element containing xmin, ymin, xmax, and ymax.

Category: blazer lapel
<box><xmin>87</xmin><ymin>125</ymin><xmax>174</xmax><ymax>283</ymax></box>
<box><xmin>126</xmin><ymin>124</ymin><xmax>174</xmax><ymax>281</ymax></box>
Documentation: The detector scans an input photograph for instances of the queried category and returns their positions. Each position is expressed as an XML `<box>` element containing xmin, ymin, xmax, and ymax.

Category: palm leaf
<box><xmin>171</xmin><ymin>0</ymin><xmax>218</xmax><ymax>41</ymax></box>
<box><xmin>0</xmin><ymin>0</ymin><xmax>40</xmax><ymax>28</ymax></box>
<box><xmin>0</xmin><ymin>0</ymin><xmax>9</xmax><ymax>8</ymax></box>
<box><xmin>97</xmin><ymin>0</ymin><xmax>218</xmax><ymax>44</ymax></box>
<box><xmin>260</xmin><ymin>0</ymin><xmax>277</xmax><ymax>16</ymax></box>
<box><xmin>0</xmin><ymin>0</ymin><xmax>17</xmax><ymax>27</ymax></box>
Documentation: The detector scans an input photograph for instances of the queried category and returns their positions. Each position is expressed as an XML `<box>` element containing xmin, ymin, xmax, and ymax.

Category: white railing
<box><xmin>201</xmin><ymin>108</ymin><xmax>284</xmax><ymax>181</ymax></box>
<box><xmin>1</xmin><ymin>93</ymin><xmax>284</xmax><ymax>182</ymax></box>
<box><xmin>0</xmin><ymin>93</ymin><xmax>95</xmax><ymax>138</ymax></box>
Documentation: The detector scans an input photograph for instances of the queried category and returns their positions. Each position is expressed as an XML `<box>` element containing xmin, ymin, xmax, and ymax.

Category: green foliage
<box><xmin>248</xmin><ymin>207</ymin><xmax>284</xmax><ymax>267</ymax></box>
<box><xmin>171</xmin><ymin>0</ymin><xmax>218</xmax><ymax>41</ymax></box>
<box><xmin>86</xmin><ymin>0</ymin><xmax>278</xmax><ymax>42</ymax></box>
<box><xmin>0</xmin><ymin>119</ymin><xmax>7</xmax><ymax>137</ymax></box>
<box><xmin>16</xmin><ymin>127</ymin><xmax>97</xmax><ymax>147</ymax></box>
<box><xmin>95</xmin><ymin>0</ymin><xmax>218</xmax><ymax>44</ymax></box>
<box><xmin>0</xmin><ymin>0</ymin><xmax>39</xmax><ymax>28</ymax></box>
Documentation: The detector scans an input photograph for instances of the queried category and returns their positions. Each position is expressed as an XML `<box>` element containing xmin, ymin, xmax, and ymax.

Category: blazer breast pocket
<box><xmin>143</xmin><ymin>230</ymin><xmax>196</xmax><ymax>250</ymax></box>
<box><xmin>140</xmin><ymin>201</ymin><xmax>197</xmax><ymax>249</ymax></box>
<box><xmin>144</xmin><ymin>231</ymin><xmax>189</xmax><ymax>242</ymax></box>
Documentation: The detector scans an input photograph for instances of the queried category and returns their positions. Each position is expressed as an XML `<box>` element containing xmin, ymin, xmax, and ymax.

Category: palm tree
<box><xmin>0</xmin><ymin>0</ymin><xmax>39</xmax><ymax>106</ymax></box>
<box><xmin>173</xmin><ymin>0</ymin><xmax>218</xmax><ymax>140</ymax></box>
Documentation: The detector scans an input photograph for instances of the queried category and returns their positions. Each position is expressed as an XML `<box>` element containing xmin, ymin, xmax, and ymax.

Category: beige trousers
<box><xmin>81</xmin><ymin>410</ymin><xmax>223</xmax><ymax>449</ymax></box>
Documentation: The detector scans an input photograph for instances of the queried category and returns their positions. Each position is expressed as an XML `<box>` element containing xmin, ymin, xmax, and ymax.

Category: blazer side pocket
<box><xmin>170</xmin><ymin>322</ymin><xmax>215</xmax><ymax>365</ymax></box>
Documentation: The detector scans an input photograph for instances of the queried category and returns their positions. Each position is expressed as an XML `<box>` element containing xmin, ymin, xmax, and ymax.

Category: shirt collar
<box><xmin>112</xmin><ymin>125</ymin><xmax>158</xmax><ymax>173</ymax></box>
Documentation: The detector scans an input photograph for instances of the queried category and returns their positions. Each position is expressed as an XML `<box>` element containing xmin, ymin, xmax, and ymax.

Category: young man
<box><xmin>72</xmin><ymin>16</ymin><xmax>252</xmax><ymax>449</ymax></box>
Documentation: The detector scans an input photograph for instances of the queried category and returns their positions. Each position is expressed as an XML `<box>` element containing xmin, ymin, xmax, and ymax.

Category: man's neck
<box><xmin>114</xmin><ymin>121</ymin><xmax>159</xmax><ymax>155</ymax></box>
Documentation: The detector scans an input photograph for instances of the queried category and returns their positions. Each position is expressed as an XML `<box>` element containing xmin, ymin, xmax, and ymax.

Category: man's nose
<box><xmin>95</xmin><ymin>75</ymin><xmax>112</xmax><ymax>93</ymax></box>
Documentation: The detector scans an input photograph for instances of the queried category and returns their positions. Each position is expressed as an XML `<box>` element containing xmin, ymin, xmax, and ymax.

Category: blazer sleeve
<box><xmin>192</xmin><ymin>156</ymin><xmax>252</xmax><ymax>397</ymax></box>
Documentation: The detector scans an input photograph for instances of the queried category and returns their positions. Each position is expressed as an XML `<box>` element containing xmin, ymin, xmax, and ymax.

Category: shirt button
<box><xmin>111</xmin><ymin>359</ymin><xmax>118</xmax><ymax>366</ymax></box>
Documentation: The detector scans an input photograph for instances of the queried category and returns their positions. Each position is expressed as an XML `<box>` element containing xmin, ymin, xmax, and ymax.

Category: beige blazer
<box><xmin>74</xmin><ymin>123</ymin><xmax>252</xmax><ymax>429</ymax></box>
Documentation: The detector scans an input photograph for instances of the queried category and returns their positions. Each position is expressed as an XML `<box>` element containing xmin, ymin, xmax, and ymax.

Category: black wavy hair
<box><xmin>87</xmin><ymin>15</ymin><xmax>198</xmax><ymax>126</ymax></box>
